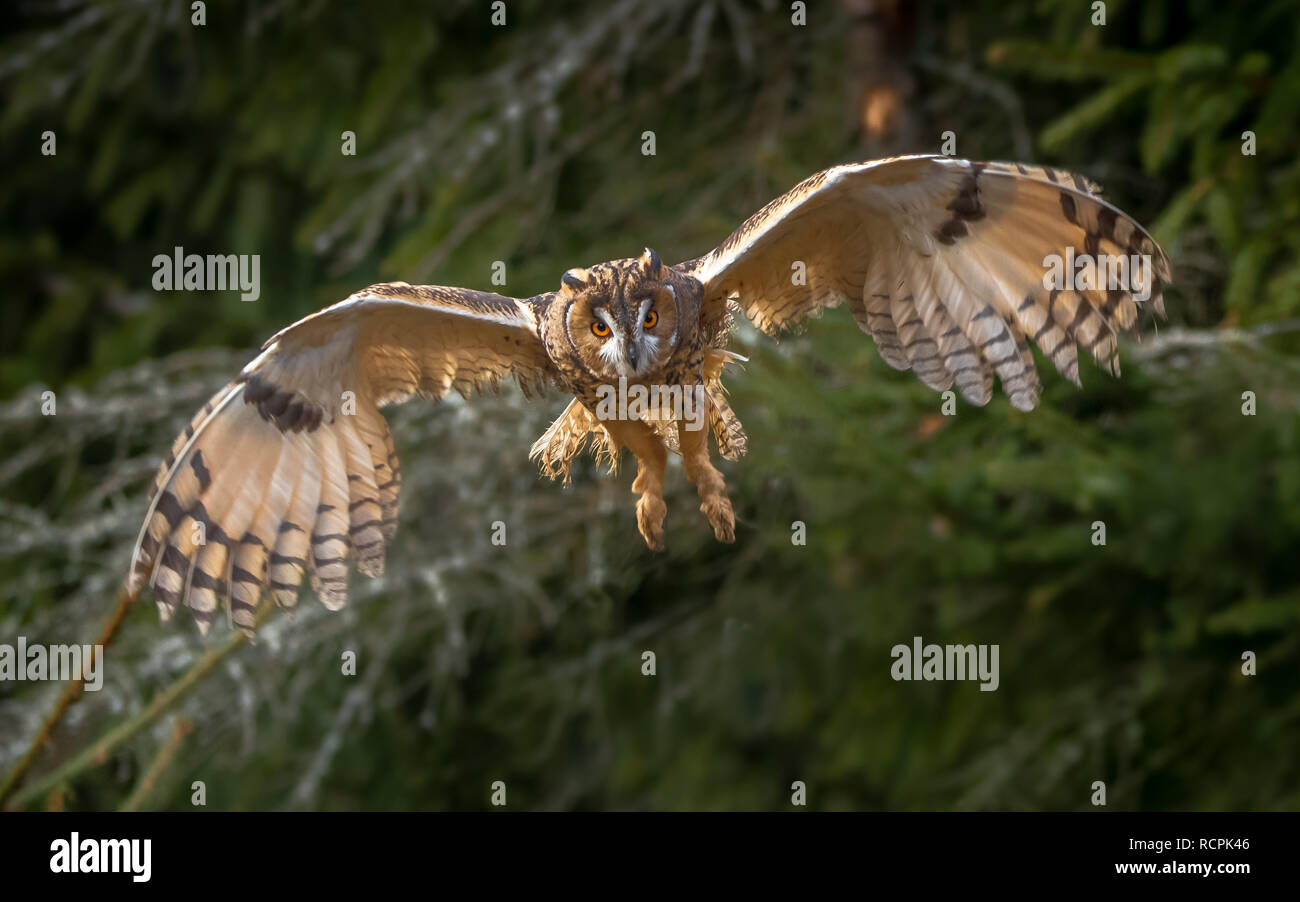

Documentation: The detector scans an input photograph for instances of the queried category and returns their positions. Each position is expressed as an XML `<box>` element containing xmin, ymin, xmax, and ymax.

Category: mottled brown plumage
<box><xmin>128</xmin><ymin>154</ymin><xmax>1169</xmax><ymax>635</ymax></box>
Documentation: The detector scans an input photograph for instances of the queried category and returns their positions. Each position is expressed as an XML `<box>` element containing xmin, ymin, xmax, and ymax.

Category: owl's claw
<box><xmin>701</xmin><ymin>494</ymin><xmax>735</xmax><ymax>543</ymax></box>
<box><xmin>637</xmin><ymin>493</ymin><xmax>667</xmax><ymax>551</ymax></box>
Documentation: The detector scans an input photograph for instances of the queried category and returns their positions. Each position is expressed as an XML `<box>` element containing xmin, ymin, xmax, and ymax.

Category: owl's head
<box><xmin>559</xmin><ymin>247</ymin><xmax>682</xmax><ymax>381</ymax></box>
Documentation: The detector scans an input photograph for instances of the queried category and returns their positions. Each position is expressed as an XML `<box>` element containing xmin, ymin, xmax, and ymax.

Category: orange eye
<box><xmin>591</xmin><ymin>320</ymin><xmax>611</xmax><ymax>338</ymax></box>
<box><xmin>643</xmin><ymin>310</ymin><xmax>658</xmax><ymax>328</ymax></box>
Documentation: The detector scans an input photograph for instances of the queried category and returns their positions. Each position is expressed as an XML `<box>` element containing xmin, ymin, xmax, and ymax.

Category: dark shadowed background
<box><xmin>2</xmin><ymin>0</ymin><xmax>1299</xmax><ymax>811</ymax></box>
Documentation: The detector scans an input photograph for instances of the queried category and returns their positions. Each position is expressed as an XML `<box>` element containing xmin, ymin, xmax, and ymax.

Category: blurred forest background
<box><xmin>2</xmin><ymin>0</ymin><xmax>1299</xmax><ymax>811</ymax></box>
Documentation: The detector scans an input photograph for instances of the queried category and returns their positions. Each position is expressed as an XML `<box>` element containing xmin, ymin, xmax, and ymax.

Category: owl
<box><xmin>127</xmin><ymin>155</ymin><xmax>1170</xmax><ymax>635</ymax></box>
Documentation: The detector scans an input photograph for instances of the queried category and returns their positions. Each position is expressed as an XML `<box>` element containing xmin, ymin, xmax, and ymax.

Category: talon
<box><xmin>701</xmin><ymin>495</ymin><xmax>735</xmax><ymax>543</ymax></box>
<box><xmin>637</xmin><ymin>494</ymin><xmax>667</xmax><ymax>551</ymax></box>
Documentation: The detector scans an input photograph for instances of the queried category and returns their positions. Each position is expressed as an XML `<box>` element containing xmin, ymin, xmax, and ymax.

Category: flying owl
<box><xmin>127</xmin><ymin>155</ymin><xmax>1170</xmax><ymax>636</ymax></box>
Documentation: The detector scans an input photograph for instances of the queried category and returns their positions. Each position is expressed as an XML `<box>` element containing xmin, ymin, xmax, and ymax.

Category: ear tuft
<box><xmin>639</xmin><ymin>247</ymin><xmax>662</xmax><ymax>277</ymax></box>
<box><xmin>560</xmin><ymin>269</ymin><xmax>587</xmax><ymax>294</ymax></box>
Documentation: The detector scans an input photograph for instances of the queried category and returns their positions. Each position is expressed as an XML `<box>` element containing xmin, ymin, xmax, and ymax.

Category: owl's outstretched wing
<box><xmin>682</xmin><ymin>155</ymin><xmax>1171</xmax><ymax>410</ymax></box>
<box><xmin>127</xmin><ymin>283</ymin><xmax>556</xmax><ymax>635</ymax></box>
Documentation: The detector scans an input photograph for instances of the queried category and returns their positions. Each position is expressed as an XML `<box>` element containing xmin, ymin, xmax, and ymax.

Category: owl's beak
<box><xmin>625</xmin><ymin>345</ymin><xmax>639</xmax><ymax>372</ymax></box>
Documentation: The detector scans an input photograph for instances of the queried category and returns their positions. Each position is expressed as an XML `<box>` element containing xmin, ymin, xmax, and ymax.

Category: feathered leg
<box><xmin>677</xmin><ymin>417</ymin><xmax>735</xmax><ymax>543</ymax></box>
<box><xmin>601</xmin><ymin>418</ymin><xmax>667</xmax><ymax>551</ymax></box>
